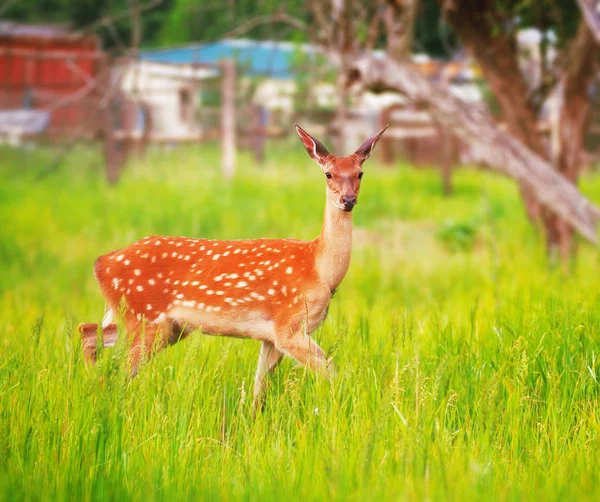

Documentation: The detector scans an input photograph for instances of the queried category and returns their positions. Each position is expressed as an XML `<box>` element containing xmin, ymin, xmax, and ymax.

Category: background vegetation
<box><xmin>2</xmin><ymin>144</ymin><xmax>600</xmax><ymax>500</ymax></box>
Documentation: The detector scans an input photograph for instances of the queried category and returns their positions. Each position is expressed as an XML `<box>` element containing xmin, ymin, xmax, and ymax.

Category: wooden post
<box><xmin>221</xmin><ymin>59</ymin><xmax>236</xmax><ymax>180</ymax></box>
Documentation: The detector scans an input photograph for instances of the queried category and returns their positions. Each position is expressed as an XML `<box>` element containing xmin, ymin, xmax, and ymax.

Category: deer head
<box><xmin>295</xmin><ymin>124</ymin><xmax>388</xmax><ymax>212</ymax></box>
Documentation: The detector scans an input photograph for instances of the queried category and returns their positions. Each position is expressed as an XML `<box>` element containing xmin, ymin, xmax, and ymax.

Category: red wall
<box><xmin>0</xmin><ymin>34</ymin><xmax>104</xmax><ymax>136</ymax></box>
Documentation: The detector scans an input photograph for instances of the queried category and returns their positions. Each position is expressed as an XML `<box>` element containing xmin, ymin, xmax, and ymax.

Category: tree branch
<box><xmin>347</xmin><ymin>54</ymin><xmax>600</xmax><ymax>244</ymax></box>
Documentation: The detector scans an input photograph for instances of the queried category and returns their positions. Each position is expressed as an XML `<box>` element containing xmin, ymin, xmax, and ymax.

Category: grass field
<box><xmin>2</xmin><ymin>140</ymin><xmax>600</xmax><ymax>501</ymax></box>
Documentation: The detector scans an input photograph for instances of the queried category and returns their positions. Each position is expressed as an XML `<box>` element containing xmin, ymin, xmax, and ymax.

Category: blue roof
<box><xmin>141</xmin><ymin>39</ymin><xmax>317</xmax><ymax>79</ymax></box>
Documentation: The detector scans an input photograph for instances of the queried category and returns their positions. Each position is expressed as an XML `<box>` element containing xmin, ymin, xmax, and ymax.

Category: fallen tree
<box><xmin>347</xmin><ymin>54</ymin><xmax>600</xmax><ymax>244</ymax></box>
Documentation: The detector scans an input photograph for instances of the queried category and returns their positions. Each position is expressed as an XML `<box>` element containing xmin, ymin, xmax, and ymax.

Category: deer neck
<box><xmin>314</xmin><ymin>195</ymin><xmax>354</xmax><ymax>292</ymax></box>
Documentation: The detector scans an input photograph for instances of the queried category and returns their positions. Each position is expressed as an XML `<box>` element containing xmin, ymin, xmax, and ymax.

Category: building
<box><xmin>0</xmin><ymin>21</ymin><xmax>104</xmax><ymax>138</ymax></box>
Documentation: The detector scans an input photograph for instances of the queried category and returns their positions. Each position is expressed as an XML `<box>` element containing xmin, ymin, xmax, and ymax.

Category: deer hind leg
<box><xmin>78</xmin><ymin>322</ymin><xmax>118</xmax><ymax>364</ymax></box>
<box><xmin>253</xmin><ymin>341</ymin><xmax>284</xmax><ymax>414</ymax></box>
<box><xmin>127</xmin><ymin>318</ymin><xmax>184</xmax><ymax>377</ymax></box>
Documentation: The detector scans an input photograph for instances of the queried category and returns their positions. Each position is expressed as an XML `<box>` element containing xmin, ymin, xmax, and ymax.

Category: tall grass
<box><xmin>1</xmin><ymin>141</ymin><xmax>600</xmax><ymax>500</ymax></box>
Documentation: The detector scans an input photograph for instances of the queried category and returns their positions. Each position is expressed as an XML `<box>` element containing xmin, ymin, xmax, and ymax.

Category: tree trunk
<box><xmin>545</xmin><ymin>22</ymin><xmax>597</xmax><ymax>264</ymax></box>
<box><xmin>346</xmin><ymin>54</ymin><xmax>600</xmax><ymax>244</ymax></box>
<box><xmin>441</xmin><ymin>2</ymin><xmax>547</xmax><ymax>223</ymax></box>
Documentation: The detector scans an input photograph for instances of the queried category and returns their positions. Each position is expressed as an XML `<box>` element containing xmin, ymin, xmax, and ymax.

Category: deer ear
<box><xmin>355</xmin><ymin>125</ymin><xmax>389</xmax><ymax>163</ymax></box>
<box><xmin>295</xmin><ymin>124</ymin><xmax>330</xmax><ymax>166</ymax></box>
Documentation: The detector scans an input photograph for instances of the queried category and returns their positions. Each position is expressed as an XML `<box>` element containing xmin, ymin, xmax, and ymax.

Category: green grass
<box><xmin>2</xmin><ymin>140</ymin><xmax>600</xmax><ymax>501</ymax></box>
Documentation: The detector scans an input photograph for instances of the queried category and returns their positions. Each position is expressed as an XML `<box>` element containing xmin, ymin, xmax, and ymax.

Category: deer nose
<box><xmin>342</xmin><ymin>195</ymin><xmax>357</xmax><ymax>211</ymax></box>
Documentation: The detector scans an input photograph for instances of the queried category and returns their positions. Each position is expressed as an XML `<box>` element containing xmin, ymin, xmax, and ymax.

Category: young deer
<box><xmin>79</xmin><ymin>124</ymin><xmax>387</xmax><ymax>409</ymax></box>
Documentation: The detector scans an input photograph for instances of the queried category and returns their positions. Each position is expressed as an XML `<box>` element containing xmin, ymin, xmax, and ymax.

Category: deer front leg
<box><xmin>253</xmin><ymin>341</ymin><xmax>284</xmax><ymax>414</ymax></box>
<box><xmin>276</xmin><ymin>333</ymin><xmax>335</xmax><ymax>378</ymax></box>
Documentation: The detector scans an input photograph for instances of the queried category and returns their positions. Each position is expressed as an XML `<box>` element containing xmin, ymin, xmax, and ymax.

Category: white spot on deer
<box><xmin>238</xmin><ymin>263</ymin><xmax>246</xmax><ymax>267</ymax></box>
<box><xmin>234</xmin><ymin>249</ymin><xmax>241</xmax><ymax>254</ymax></box>
<box><xmin>156</xmin><ymin>313</ymin><xmax>166</xmax><ymax>323</ymax></box>
<box><xmin>192</xmin><ymin>281</ymin><xmax>199</xmax><ymax>286</ymax></box>
<box><xmin>213</xmin><ymin>254</ymin><xmax>220</xmax><ymax>261</ymax></box>
<box><xmin>152</xmin><ymin>256</ymin><xmax>157</xmax><ymax>263</ymax></box>
<box><xmin>200</xmin><ymin>246</ymin><xmax>206</xmax><ymax>251</ymax></box>
<box><xmin>184</xmin><ymin>255</ymin><xmax>190</xmax><ymax>261</ymax></box>
<box><xmin>224</xmin><ymin>282</ymin><xmax>232</xmax><ymax>287</ymax></box>
<box><xmin>281</xmin><ymin>286</ymin><xmax>288</xmax><ymax>295</ymax></box>
<box><xmin>223</xmin><ymin>251</ymin><xmax>230</xmax><ymax>256</ymax></box>
<box><xmin>216</xmin><ymin>291</ymin><xmax>224</xmax><ymax>295</ymax></box>
<box><xmin>213</xmin><ymin>242</ymin><xmax>219</xmax><ymax>247</ymax></box>
<box><xmin>255</xmin><ymin>270</ymin><xmax>263</xmax><ymax>276</ymax></box>
<box><xmin>236</xmin><ymin>281</ymin><xmax>248</xmax><ymax>288</ymax></box>
<box><xmin>228</xmin><ymin>273</ymin><xmax>238</xmax><ymax>279</ymax></box>
<box><xmin>214</xmin><ymin>275</ymin><xmax>223</xmax><ymax>282</ymax></box>
<box><xmin>112</xmin><ymin>278</ymin><xmax>119</xmax><ymax>290</ymax></box>
<box><xmin>173</xmin><ymin>299</ymin><xmax>181</xmax><ymax>306</ymax></box>
<box><xmin>273</xmin><ymin>280</ymin><xmax>278</xmax><ymax>286</ymax></box>
<box><xmin>264</xmin><ymin>260</ymin><xmax>271</xmax><ymax>265</ymax></box>
<box><xmin>168</xmin><ymin>241</ymin><xmax>174</xmax><ymax>244</ymax></box>
<box><xmin>252</xmin><ymin>247</ymin><xmax>257</xmax><ymax>252</ymax></box>
<box><xmin>174</xmin><ymin>280</ymin><xmax>180</xmax><ymax>285</ymax></box>
<box><xmin>148</xmin><ymin>279</ymin><xmax>155</xmax><ymax>286</ymax></box>
<box><xmin>213</xmin><ymin>306</ymin><xmax>222</xmax><ymax>312</ymax></box>
<box><xmin>242</xmin><ymin>249</ymin><xmax>248</xmax><ymax>254</ymax></box>
<box><xmin>134</xmin><ymin>269</ymin><xmax>141</xmax><ymax>276</ymax></box>
<box><xmin>171</xmin><ymin>252</ymin><xmax>177</xmax><ymax>257</ymax></box>
<box><xmin>127</xmin><ymin>288</ymin><xmax>131</xmax><ymax>294</ymax></box>
<box><xmin>163</xmin><ymin>288</ymin><xmax>169</xmax><ymax>293</ymax></box>
<box><xmin>256</xmin><ymin>253</ymin><xmax>263</xmax><ymax>257</ymax></box>
<box><xmin>177</xmin><ymin>294</ymin><xmax>184</xmax><ymax>299</ymax></box>
<box><xmin>286</xmin><ymin>267</ymin><xmax>293</xmax><ymax>274</ymax></box>
<box><xmin>199</xmin><ymin>285</ymin><xmax>207</xmax><ymax>290</ymax></box>
<box><xmin>162</xmin><ymin>252</ymin><xmax>168</xmax><ymax>258</ymax></box>
<box><xmin>141</xmin><ymin>253</ymin><xmax>149</xmax><ymax>259</ymax></box>
<box><xmin>207</xmin><ymin>290</ymin><xmax>214</xmax><ymax>295</ymax></box>
<box><xmin>249</xmin><ymin>275</ymin><xmax>256</xmax><ymax>281</ymax></box>
<box><xmin>268</xmin><ymin>289</ymin><xmax>275</xmax><ymax>295</ymax></box>
<box><xmin>124</xmin><ymin>259</ymin><xmax>131</xmax><ymax>266</ymax></box>
<box><xmin>280</xmin><ymin>258</ymin><xmax>286</xmax><ymax>263</ymax></box>
<box><xmin>293</xmin><ymin>296</ymin><xmax>299</xmax><ymax>304</ymax></box>
<box><xmin>155</xmin><ymin>240</ymin><xmax>161</xmax><ymax>246</ymax></box>
<box><xmin>137</xmin><ymin>313</ymin><xmax>142</xmax><ymax>321</ymax></box>
<box><xmin>165</xmin><ymin>278</ymin><xmax>171</xmax><ymax>284</ymax></box>
<box><xmin>128</xmin><ymin>279</ymin><xmax>134</xmax><ymax>285</ymax></box>
<box><xmin>207</xmin><ymin>250</ymin><xmax>213</xmax><ymax>256</ymax></box>
<box><xmin>176</xmin><ymin>242</ymin><xmax>182</xmax><ymax>247</ymax></box>
<box><xmin>136</xmin><ymin>285</ymin><xmax>144</xmax><ymax>292</ymax></box>
<box><xmin>135</xmin><ymin>249</ymin><xmax>141</xmax><ymax>255</ymax></box>
<box><xmin>116</xmin><ymin>254</ymin><xmax>124</xmax><ymax>262</ymax></box>
<box><xmin>182</xmin><ymin>300</ymin><xmax>196</xmax><ymax>308</ymax></box>
<box><xmin>146</xmin><ymin>304</ymin><xmax>153</xmax><ymax>311</ymax></box>
<box><xmin>157</xmin><ymin>273</ymin><xmax>163</xmax><ymax>278</ymax></box>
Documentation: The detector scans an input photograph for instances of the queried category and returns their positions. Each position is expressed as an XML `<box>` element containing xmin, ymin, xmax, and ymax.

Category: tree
<box><xmin>439</xmin><ymin>0</ymin><xmax>598</xmax><ymax>263</ymax></box>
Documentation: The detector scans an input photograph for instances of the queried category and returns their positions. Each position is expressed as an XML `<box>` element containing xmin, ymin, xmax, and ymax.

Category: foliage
<box><xmin>1</xmin><ymin>143</ymin><xmax>600</xmax><ymax>500</ymax></box>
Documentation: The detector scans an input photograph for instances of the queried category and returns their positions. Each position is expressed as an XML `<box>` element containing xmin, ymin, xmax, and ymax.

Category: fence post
<box><xmin>221</xmin><ymin>59</ymin><xmax>236</xmax><ymax>180</ymax></box>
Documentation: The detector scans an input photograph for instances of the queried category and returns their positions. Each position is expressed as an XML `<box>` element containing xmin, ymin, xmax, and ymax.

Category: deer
<box><xmin>78</xmin><ymin>124</ymin><xmax>388</xmax><ymax>410</ymax></box>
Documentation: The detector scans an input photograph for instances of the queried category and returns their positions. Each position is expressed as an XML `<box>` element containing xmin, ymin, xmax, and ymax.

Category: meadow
<box><xmin>2</xmin><ymin>140</ymin><xmax>600</xmax><ymax>501</ymax></box>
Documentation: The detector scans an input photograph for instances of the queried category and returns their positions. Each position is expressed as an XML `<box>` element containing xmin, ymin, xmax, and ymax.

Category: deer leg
<box><xmin>276</xmin><ymin>333</ymin><xmax>335</xmax><ymax>378</ymax></box>
<box><xmin>127</xmin><ymin>321</ymin><xmax>171</xmax><ymax>377</ymax></box>
<box><xmin>253</xmin><ymin>341</ymin><xmax>284</xmax><ymax>414</ymax></box>
<box><xmin>78</xmin><ymin>322</ymin><xmax>119</xmax><ymax>363</ymax></box>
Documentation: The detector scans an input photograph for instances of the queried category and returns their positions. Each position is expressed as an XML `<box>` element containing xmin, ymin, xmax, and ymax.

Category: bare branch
<box><xmin>72</xmin><ymin>0</ymin><xmax>164</xmax><ymax>37</ymax></box>
<box><xmin>347</xmin><ymin>54</ymin><xmax>600</xmax><ymax>244</ymax></box>
<box><xmin>221</xmin><ymin>12</ymin><xmax>307</xmax><ymax>39</ymax></box>
<box><xmin>577</xmin><ymin>0</ymin><xmax>600</xmax><ymax>44</ymax></box>
<box><xmin>0</xmin><ymin>0</ymin><xmax>18</xmax><ymax>18</ymax></box>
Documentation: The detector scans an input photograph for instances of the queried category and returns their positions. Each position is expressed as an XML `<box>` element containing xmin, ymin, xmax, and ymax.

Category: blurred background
<box><xmin>2</xmin><ymin>1</ymin><xmax>600</xmax><ymax>264</ymax></box>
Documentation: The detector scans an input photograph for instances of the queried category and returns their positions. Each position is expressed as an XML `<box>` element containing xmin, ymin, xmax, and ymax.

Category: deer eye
<box><xmin>358</xmin><ymin>172</ymin><xmax>363</xmax><ymax>179</ymax></box>
<box><xmin>325</xmin><ymin>172</ymin><xmax>332</xmax><ymax>179</ymax></box>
